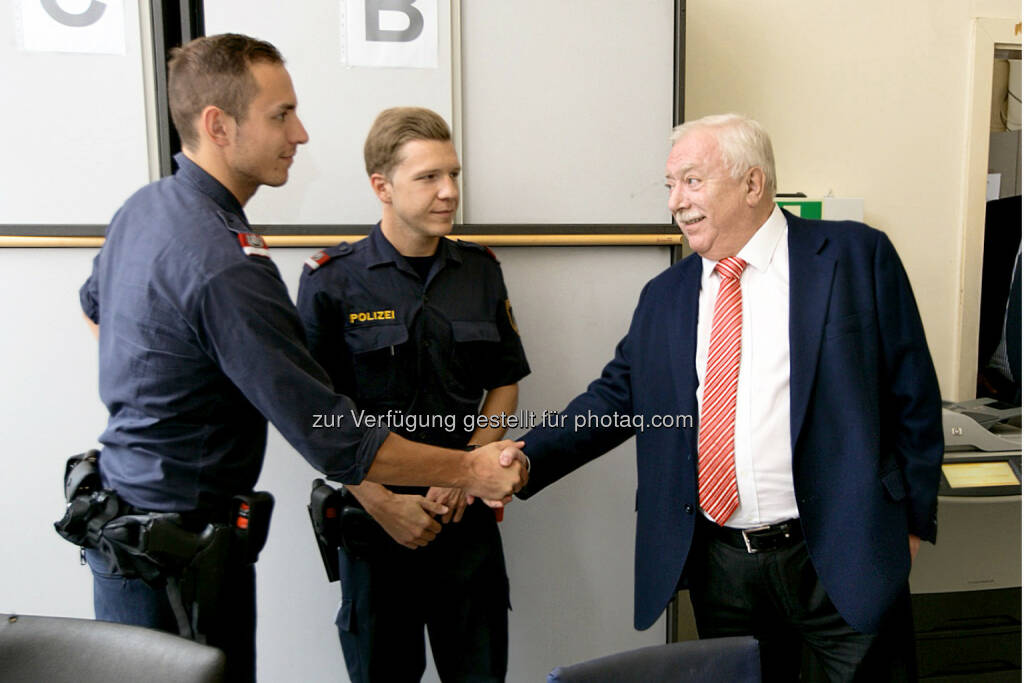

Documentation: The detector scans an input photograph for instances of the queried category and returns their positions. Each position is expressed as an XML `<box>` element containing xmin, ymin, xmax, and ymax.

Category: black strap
<box><xmin>165</xmin><ymin>575</ymin><xmax>200</xmax><ymax>642</ymax></box>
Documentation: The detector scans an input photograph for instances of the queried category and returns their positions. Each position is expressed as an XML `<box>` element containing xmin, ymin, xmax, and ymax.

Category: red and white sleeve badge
<box><xmin>238</xmin><ymin>232</ymin><xmax>270</xmax><ymax>258</ymax></box>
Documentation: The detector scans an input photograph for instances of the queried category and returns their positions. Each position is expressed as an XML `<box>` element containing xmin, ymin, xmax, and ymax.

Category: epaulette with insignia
<box><xmin>237</xmin><ymin>232</ymin><xmax>270</xmax><ymax>258</ymax></box>
<box><xmin>304</xmin><ymin>250</ymin><xmax>331</xmax><ymax>271</ymax></box>
<box><xmin>303</xmin><ymin>243</ymin><xmax>354</xmax><ymax>273</ymax></box>
<box><xmin>456</xmin><ymin>239</ymin><xmax>499</xmax><ymax>262</ymax></box>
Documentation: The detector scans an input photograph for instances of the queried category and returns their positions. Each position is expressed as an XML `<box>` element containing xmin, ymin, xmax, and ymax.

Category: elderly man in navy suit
<box><xmin>516</xmin><ymin>114</ymin><xmax>943</xmax><ymax>680</ymax></box>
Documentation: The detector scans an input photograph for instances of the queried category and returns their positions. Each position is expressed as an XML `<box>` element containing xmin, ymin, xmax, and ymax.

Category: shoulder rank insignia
<box><xmin>305</xmin><ymin>250</ymin><xmax>331</xmax><ymax>271</ymax></box>
<box><xmin>237</xmin><ymin>232</ymin><xmax>270</xmax><ymax>258</ymax></box>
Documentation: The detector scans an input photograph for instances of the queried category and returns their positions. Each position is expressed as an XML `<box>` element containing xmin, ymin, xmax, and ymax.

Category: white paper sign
<box><xmin>16</xmin><ymin>0</ymin><xmax>126</xmax><ymax>55</ymax></box>
<box><xmin>340</xmin><ymin>0</ymin><xmax>438</xmax><ymax>69</ymax></box>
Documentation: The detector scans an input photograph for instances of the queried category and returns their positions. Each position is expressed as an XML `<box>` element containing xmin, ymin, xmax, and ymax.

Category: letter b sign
<box><xmin>365</xmin><ymin>0</ymin><xmax>423</xmax><ymax>43</ymax></box>
<box><xmin>343</xmin><ymin>0</ymin><xmax>438</xmax><ymax>68</ymax></box>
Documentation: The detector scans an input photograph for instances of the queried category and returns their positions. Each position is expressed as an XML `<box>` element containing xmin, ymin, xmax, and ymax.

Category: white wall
<box><xmin>0</xmin><ymin>245</ymin><xmax>670</xmax><ymax>682</ymax></box>
<box><xmin>0</xmin><ymin>2</ymin><xmax>150</xmax><ymax>224</ymax></box>
<box><xmin>684</xmin><ymin>0</ymin><xmax>1021</xmax><ymax>400</ymax></box>
<box><xmin>0</xmin><ymin>249</ymin><xmax>105</xmax><ymax>621</ymax></box>
<box><xmin>460</xmin><ymin>0</ymin><xmax>674</xmax><ymax>223</ymax></box>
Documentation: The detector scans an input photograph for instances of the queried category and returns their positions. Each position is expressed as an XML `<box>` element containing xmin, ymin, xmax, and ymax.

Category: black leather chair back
<box><xmin>0</xmin><ymin>613</ymin><xmax>225</xmax><ymax>683</ymax></box>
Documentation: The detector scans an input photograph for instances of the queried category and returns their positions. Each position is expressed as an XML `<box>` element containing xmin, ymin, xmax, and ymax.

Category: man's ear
<box><xmin>745</xmin><ymin>167</ymin><xmax>767</xmax><ymax>206</ymax></box>
<box><xmin>370</xmin><ymin>173</ymin><xmax>391</xmax><ymax>203</ymax></box>
<box><xmin>200</xmin><ymin>105</ymin><xmax>234</xmax><ymax>148</ymax></box>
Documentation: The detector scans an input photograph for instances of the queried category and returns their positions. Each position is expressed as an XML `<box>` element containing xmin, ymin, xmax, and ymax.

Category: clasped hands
<box><xmin>367</xmin><ymin>440</ymin><xmax>528</xmax><ymax>550</ymax></box>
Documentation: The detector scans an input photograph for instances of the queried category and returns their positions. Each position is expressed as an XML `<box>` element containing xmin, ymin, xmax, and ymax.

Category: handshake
<box><xmin>459</xmin><ymin>439</ymin><xmax>529</xmax><ymax>507</ymax></box>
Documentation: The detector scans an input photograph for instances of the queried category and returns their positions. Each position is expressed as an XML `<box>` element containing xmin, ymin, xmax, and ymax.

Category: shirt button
<box><xmin>684</xmin><ymin>504</ymin><xmax>694</xmax><ymax>514</ymax></box>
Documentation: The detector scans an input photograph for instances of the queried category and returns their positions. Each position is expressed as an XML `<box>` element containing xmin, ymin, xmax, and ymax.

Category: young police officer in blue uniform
<box><xmin>296</xmin><ymin>108</ymin><xmax>530</xmax><ymax>682</ymax></box>
<box><xmin>79</xmin><ymin>37</ymin><xmax>527</xmax><ymax>683</ymax></box>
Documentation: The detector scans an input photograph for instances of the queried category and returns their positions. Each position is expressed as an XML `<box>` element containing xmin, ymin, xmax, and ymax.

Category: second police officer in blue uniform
<box><xmin>297</xmin><ymin>108</ymin><xmax>530</xmax><ymax>683</ymax></box>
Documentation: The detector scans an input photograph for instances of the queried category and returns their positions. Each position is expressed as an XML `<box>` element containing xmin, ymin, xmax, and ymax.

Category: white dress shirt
<box><xmin>695</xmin><ymin>205</ymin><xmax>798</xmax><ymax>528</ymax></box>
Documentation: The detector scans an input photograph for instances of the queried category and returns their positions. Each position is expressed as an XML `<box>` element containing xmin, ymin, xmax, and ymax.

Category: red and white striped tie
<box><xmin>697</xmin><ymin>256</ymin><xmax>747</xmax><ymax>525</ymax></box>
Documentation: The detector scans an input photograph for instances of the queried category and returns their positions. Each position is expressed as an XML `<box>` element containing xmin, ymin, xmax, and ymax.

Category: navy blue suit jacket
<box><xmin>519</xmin><ymin>211</ymin><xmax>943</xmax><ymax>634</ymax></box>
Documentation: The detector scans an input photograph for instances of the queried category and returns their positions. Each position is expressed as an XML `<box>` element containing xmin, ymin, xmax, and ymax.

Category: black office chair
<box><xmin>547</xmin><ymin>635</ymin><xmax>760</xmax><ymax>682</ymax></box>
<box><xmin>0</xmin><ymin>613</ymin><xmax>225</xmax><ymax>683</ymax></box>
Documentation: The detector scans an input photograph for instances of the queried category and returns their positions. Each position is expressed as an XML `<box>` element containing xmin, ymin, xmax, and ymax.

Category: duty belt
<box><xmin>54</xmin><ymin>450</ymin><xmax>274</xmax><ymax>642</ymax></box>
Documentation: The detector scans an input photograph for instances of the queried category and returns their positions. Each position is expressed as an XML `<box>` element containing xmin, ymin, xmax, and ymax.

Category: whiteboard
<box><xmin>205</xmin><ymin>0</ymin><xmax>455</xmax><ymax>226</ymax></box>
<box><xmin>460</xmin><ymin>0</ymin><xmax>675</xmax><ymax>224</ymax></box>
<box><xmin>0</xmin><ymin>0</ymin><xmax>151</xmax><ymax>226</ymax></box>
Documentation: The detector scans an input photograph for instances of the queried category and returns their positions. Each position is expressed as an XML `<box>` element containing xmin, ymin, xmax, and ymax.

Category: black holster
<box><xmin>308</xmin><ymin>479</ymin><xmax>392</xmax><ymax>582</ymax></box>
<box><xmin>54</xmin><ymin>450</ymin><xmax>274</xmax><ymax>642</ymax></box>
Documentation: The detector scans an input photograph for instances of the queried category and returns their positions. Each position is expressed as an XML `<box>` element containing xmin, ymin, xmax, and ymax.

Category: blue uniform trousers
<box><xmin>336</xmin><ymin>501</ymin><xmax>509</xmax><ymax>682</ymax></box>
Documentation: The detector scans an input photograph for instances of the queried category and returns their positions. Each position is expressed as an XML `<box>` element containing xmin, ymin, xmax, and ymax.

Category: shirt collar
<box><xmin>365</xmin><ymin>223</ymin><xmax>463</xmax><ymax>270</ymax></box>
<box><xmin>701</xmin><ymin>204</ymin><xmax>787</xmax><ymax>281</ymax></box>
<box><xmin>173</xmin><ymin>152</ymin><xmax>247</xmax><ymax>220</ymax></box>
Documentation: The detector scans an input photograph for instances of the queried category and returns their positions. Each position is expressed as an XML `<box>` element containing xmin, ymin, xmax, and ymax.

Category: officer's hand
<box><xmin>426</xmin><ymin>487</ymin><xmax>468</xmax><ymax>523</ymax></box>
<box><xmin>461</xmin><ymin>440</ymin><xmax>528</xmax><ymax>503</ymax></box>
<box><xmin>372</xmin><ymin>494</ymin><xmax>446</xmax><ymax>549</ymax></box>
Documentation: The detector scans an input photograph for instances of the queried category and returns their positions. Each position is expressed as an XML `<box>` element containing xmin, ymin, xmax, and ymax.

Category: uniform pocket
<box><xmin>447</xmin><ymin>321</ymin><xmax>500</xmax><ymax>398</ymax></box>
<box><xmin>343</xmin><ymin>323</ymin><xmax>409</xmax><ymax>404</ymax></box>
<box><xmin>344</xmin><ymin>323</ymin><xmax>408</xmax><ymax>353</ymax></box>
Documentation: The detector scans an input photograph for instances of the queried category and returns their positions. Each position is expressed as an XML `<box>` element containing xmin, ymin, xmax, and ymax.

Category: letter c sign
<box><xmin>19</xmin><ymin>0</ymin><xmax>124</xmax><ymax>54</ymax></box>
<box><xmin>41</xmin><ymin>0</ymin><xmax>107</xmax><ymax>27</ymax></box>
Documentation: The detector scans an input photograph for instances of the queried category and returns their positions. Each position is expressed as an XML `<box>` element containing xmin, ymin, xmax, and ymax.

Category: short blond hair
<box><xmin>363</xmin><ymin>107</ymin><xmax>451</xmax><ymax>177</ymax></box>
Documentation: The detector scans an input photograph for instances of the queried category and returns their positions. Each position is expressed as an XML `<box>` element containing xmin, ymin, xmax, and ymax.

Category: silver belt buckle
<box><xmin>741</xmin><ymin>524</ymin><xmax>772</xmax><ymax>554</ymax></box>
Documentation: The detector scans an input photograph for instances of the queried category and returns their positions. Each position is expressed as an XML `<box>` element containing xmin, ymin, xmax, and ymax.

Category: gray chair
<box><xmin>0</xmin><ymin>613</ymin><xmax>225</xmax><ymax>683</ymax></box>
<box><xmin>547</xmin><ymin>635</ymin><xmax>760</xmax><ymax>682</ymax></box>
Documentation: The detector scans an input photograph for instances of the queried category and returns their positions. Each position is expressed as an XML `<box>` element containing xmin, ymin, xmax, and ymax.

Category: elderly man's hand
<box><xmin>459</xmin><ymin>440</ymin><xmax>528</xmax><ymax>503</ymax></box>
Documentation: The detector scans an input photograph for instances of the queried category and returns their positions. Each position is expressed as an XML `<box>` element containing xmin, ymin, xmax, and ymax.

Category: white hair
<box><xmin>670</xmin><ymin>113</ymin><xmax>777</xmax><ymax>197</ymax></box>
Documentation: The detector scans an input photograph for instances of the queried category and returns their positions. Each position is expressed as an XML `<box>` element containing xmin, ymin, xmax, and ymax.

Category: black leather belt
<box><xmin>703</xmin><ymin>517</ymin><xmax>803</xmax><ymax>554</ymax></box>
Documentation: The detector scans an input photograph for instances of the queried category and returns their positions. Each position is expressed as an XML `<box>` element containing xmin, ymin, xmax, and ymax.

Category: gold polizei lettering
<box><xmin>349</xmin><ymin>310</ymin><xmax>397</xmax><ymax>324</ymax></box>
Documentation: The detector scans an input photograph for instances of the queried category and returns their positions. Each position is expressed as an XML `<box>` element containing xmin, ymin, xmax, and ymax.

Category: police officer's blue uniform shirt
<box><xmin>80</xmin><ymin>153</ymin><xmax>389</xmax><ymax>512</ymax></box>
<box><xmin>296</xmin><ymin>225</ymin><xmax>530</xmax><ymax>456</ymax></box>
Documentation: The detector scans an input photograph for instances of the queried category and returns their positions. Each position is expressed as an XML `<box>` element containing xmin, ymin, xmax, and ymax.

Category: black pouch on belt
<box><xmin>54</xmin><ymin>450</ymin><xmax>121</xmax><ymax>548</ymax></box>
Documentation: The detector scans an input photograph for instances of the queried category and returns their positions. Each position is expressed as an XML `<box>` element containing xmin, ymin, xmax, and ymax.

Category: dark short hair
<box><xmin>363</xmin><ymin>107</ymin><xmax>452</xmax><ymax>178</ymax></box>
<box><xmin>167</xmin><ymin>33</ymin><xmax>284</xmax><ymax>150</ymax></box>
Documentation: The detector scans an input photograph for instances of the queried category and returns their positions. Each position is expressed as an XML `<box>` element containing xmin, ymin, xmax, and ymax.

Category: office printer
<box><xmin>939</xmin><ymin>398</ymin><xmax>1021</xmax><ymax>496</ymax></box>
<box><xmin>910</xmin><ymin>398</ymin><xmax>1022</xmax><ymax>680</ymax></box>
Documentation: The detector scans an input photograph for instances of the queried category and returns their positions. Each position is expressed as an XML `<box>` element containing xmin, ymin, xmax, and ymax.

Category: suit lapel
<box><xmin>667</xmin><ymin>255</ymin><xmax>702</xmax><ymax>448</ymax></box>
<box><xmin>787</xmin><ymin>212</ymin><xmax>836</xmax><ymax>450</ymax></box>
